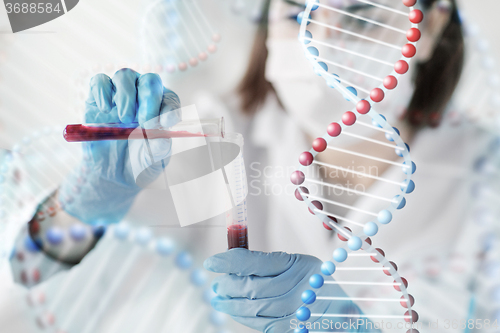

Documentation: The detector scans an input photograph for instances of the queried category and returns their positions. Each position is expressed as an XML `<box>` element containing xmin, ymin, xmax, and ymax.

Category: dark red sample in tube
<box><xmin>64</xmin><ymin>124</ymin><xmax>136</xmax><ymax>142</ymax></box>
<box><xmin>227</xmin><ymin>225</ymin><xmax>248</xmax><ymax>250</ymax></box>
<box><xmin>63</xmin><ymin>124</ymin><xmax>209</xmax><ymax>142</ymax></box>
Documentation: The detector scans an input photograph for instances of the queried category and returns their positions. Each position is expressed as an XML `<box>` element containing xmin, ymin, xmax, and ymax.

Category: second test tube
<box><xmin>225</xmin><ymin>134</ymin><xmax>248</xmax><ymax>250</ymax></box>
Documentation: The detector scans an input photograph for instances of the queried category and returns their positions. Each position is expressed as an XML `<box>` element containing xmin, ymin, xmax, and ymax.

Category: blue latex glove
<box><xmin>204</xmin><ymin>249</ymin><xmax>369</xmax><ymax>333</ymax></box>
<box><xmin>60</xmin><ymin>69</ymin><xmax>181</xmax><ymax>225</ymax></box>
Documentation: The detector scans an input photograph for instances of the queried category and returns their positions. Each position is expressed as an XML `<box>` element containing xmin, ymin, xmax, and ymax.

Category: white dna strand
<box><xmin>0</xmin><ymin>126</ymin><xmax>81</xmax><ymax>274</ymax></box>
<box><xmin>464</xmin><ymin>138</ymin><xmax>500</xmax><ymax>332</ymax></box>
<box><xmin>445</xmin><ymin>17</ymin><xmax>500</xmax><ymax>132</ymax></box>
<box><xmin>294</xmin><ymin>238</ymin><xmax>419</xmax><ymax>333</ymax></box>
<box><xmin>430</xmin><ymin>16</ymin><xmax>500</xmax><ymax>328</ymax></box>
<box><xmin>140</xmin><ymin>0</ymin><xmax>221</xmax><ymax>73</ymax></box>
<box><xmin>19</xmin><ymin>224</ymin><xmax>231</xmax><ymax>333</ymax></box>
<box><xmin>291</xmin><ymin>0</ymin><xmax>420</xmax><ymax>243</ymax></box>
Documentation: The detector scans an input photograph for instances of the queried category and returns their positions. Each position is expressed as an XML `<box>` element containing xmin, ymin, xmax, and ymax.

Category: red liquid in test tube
<box><xmin>227</xmin><ymin>224</ymin><xmax>248</xmax><ymax>250</ymax></box>
<box><xmin>224</xmin><ymin>138</ymin><xmax>248</xmax><ymax>250</ymax></box>
<box><xmin>64</xmin><ymin>124</ymin><xmax>210</xmax><ymax>142</ymax></box>
<box><xmin>63</xmin><ymin>118</ymin><xmax>225</xmax><ymax>142</ymax></box>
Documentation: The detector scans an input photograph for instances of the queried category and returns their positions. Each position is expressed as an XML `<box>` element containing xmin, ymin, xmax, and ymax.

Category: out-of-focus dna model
<box><xmin>15</xmin><ymin>223</ymin><xmax>231</xmax><ymax>333</ymax></box>
<box><xmin>0</xmin><ymin>127</ymin><xmax>81</xmax><ymax>275</ymax></box>
<box><xmin>460</xmin><ymin>138</ymin><xmax>500</xmax><ymax>333</ymax></box>
<box><xmin>140</xmin><ymin>0</ymin><xmax>221</xmax><ymax>74</ymax></box>
<box><xmin>444</xmin><ymin>16</ymin><xmax>500</xmax><ymax>131</ymax></box>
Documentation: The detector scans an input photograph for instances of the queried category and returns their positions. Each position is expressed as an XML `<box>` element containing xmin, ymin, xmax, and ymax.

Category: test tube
<box><xmin>63</xmin><ymin>118</ymin><xmax>224</xmax><ymax>142</ymax></box>
<box><xmin>224</xmin><ymin>133</ymin><xmax>248</xmax><ymax>250</ymax></box>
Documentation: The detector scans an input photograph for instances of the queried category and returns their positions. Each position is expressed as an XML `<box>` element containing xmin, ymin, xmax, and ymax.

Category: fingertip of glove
<box><xmin>210</xmin><ymin>297</ymin><xmax>218</xmax><ymax>310</ymax></box>
<box><xmin>211</xmin><ymin>280</ymin><xmax>218</xmax><ymax>294</ymax></box>
<box><xmin>203</xmin><ymin>257</ymin><xmax>215</xmax><ymax>272</ymax></box>
<box><xmin>204</xmin><ymin>256</ymin><xmax>230</xmax><ymax>274</ymax></box>
<box><xmin>210</xmin><ymin>296</ymin><xmax>226</xmax><ymax>311</ymax></box>
<box><xmin>204</xmin><ymin>248</ymin><xmax>252</xmax><ymax>274</ymax></box>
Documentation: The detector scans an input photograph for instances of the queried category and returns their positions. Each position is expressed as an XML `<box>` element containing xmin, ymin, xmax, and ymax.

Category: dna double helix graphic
<box><xmin>290</xmin><ymin>0</ymin><xmax>421</xmax><ymax>330</ymax></box>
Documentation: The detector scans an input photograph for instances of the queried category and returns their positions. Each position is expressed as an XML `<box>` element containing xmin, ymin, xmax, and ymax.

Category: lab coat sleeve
<box><xmin>0</xmin><ymin>226</ymin><xmax>115</xmax><ymax>332</ymax></box>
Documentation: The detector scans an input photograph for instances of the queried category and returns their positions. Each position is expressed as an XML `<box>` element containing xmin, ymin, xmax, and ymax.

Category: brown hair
<box><xmin>237</xmin><ymin>0</ymin><xmax>278</xmax><ymax>115</ymax></box>
<box><xmin>406</xmin><ymin>0</ymin><xmax>464</xmax><ymax>128</ymax></box>
<box><xmin>238</xmin><ymin>0</ymin><xmax>465</xmax><ymax>129</ymax></box>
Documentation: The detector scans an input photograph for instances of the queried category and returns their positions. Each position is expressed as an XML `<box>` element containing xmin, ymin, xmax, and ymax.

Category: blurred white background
<box><xmin>460</xmin><ymin>0</ymin><xmax>500</xmax><ymax>58</ymax></box>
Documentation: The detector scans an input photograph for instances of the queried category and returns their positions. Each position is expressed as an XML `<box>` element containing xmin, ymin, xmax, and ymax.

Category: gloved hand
<box><xmin>60</xmin><ymin>69</ymin><xmax>181</xmax><ymax>225</ymax></box>
<box><xmin>204</xmin><ymin>249</ymin><xmax>366</xmax><ymax>333</ymax></box>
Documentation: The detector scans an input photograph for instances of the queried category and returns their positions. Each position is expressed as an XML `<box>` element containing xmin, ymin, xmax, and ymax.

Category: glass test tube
<box><xmin>224</xmin><ymin>133</ymin><xmax>249</xmax><ymax>250</ymax></box>
<box><xmin>63</xmin><ymin>118</ymin><xmax>225</xmax><ymax>142</ymax></box>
